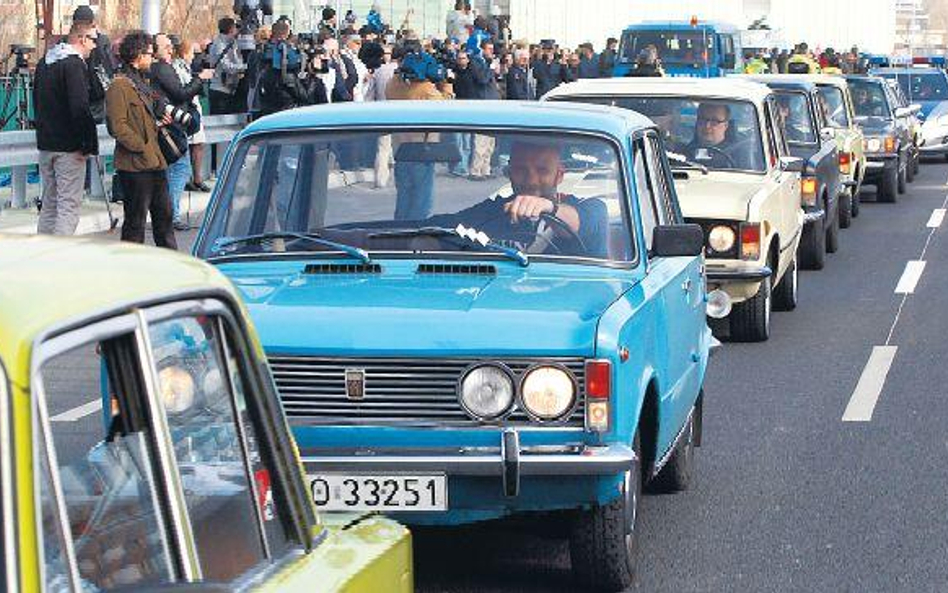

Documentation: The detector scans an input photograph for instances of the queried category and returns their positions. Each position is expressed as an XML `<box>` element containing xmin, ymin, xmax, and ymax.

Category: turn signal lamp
<box><xmin>801</xmin><ymin>177</ymin><xmax>818</xmax><ymax>206</ymax></box>
<box><xmin>740</xmin><ymin>223</ymin><xmax>761</xmax><ymax>260</ymax></box>
<box><xmin>884</xmin><ymin>135</ymin><xmax>897</xmax><ymax>154</ymax></box>
<box><xmin>585</xmin><ymin>360</ymin><xmax>611</xmax><ymax>432</ymax></box>
<box><xmin>839</xmin><ymin>152</ymin><xmax>851</xmax><ymax>175</ymax></box>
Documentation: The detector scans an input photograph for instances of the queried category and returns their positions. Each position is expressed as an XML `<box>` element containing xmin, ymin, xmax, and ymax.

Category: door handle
<box><xmin>681</xmin><ymin>278</ymin><xmax>693</xmax><ymax>293</ymax></box>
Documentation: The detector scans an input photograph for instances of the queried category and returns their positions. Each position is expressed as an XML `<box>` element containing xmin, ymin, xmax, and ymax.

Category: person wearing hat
<box><xmin>33</xmin><ymin>21</ymin><xmax>100</xmax><ymax>235</ymax></box>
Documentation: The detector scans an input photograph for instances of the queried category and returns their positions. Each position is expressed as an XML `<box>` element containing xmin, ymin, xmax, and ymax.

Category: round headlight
<box><xmin>520</xmin><ymin>365</ymin><xmax>577</xmax><ymax>421</ymax></box>
<box><xmin>158</xmin><ymin>366</ymin><xmax>195</xmax><ymax>413</ymax></box>
<box><xmin>706</xmin><ymin>288</ymin><xmax>733</xmax><ymax>319</ymax></box>
<box><xmin>459</xmin><ymin>364</ymin><xmax>515</xmax><ymax>420</ymax></box>
<box><xmin>867</xmin><ymin>138</ymin><xmax>882</xmax><ymax>152</ymax></box>
<box><xmin>707</xmin><ymin>225</ymin><xmax>736</xmax><ymax>253</ymax></box>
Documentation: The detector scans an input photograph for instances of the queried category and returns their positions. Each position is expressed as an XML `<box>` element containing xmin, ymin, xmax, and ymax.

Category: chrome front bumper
<box><xmin>302</xmin><ymin>433</ymin><xmax>636</xmax><ymax>497</ymax></box>
<box><xmin>706</xmin><ymin>265</ymin><xmax>773</xmax><ymax>282</ymax></box>
<box><xmin>803</xmin><ymin>208</ymin><xmax>826</xmax><ymax>224</ymax></box>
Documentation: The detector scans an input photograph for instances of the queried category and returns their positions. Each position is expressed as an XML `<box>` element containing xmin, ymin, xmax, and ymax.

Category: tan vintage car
<box><xmin>796</xmin><ymin>74</ymin><xmax>868</xmax><ymax>226</ymax></box>
<box><xmin>545</xmin><ymin>78</ymin><xmax>805</xmax><ymax>342</ymax></box>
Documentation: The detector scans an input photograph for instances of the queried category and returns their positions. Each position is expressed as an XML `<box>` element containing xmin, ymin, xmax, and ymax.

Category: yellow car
<box><xmin>0</xmin><ymin>235</ymin><xmax>412</xmax><ymax>593</ymax></box>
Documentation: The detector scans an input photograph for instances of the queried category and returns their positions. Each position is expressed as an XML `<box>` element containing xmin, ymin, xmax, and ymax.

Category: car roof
<box><xmin>742</xmin><ymin>75</ymin><xmax>818</xmax><ymax>93</ymax></box>
<box><xmin>872</xmin><ymin>67</ymin><xmax>945</xmax><ymax>75</ymax></box>
<box><xmin>845</xmin><ymin>75</ymin><xmax>886</xmax><ymax>84</ymax></box>
<box><xmin>241</xmin><ymin>101</ymin><xmax>655</xmax><ymax>142</ymax></box>
<box><xmin>786</xmin><ymin>74</ymin><xmax>852</xmax><ymax>89</ymax></box>
<box><xmin>544</xmin><ymin>77</ymin><xmax>773</xmax><ymax>104</ymax></box>
<box><xmin>621</xmin><ymin>20</ymin><xmax>739</xmax><ymax>33</ymax></box>
<box><xmin>0</xmin><ymin>235</ymin><xmax>236</xmax><ymax>385</ymax></box>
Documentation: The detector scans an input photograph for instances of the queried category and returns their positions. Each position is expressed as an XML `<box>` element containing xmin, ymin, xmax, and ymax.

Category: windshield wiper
<box><xmin>666</xmin><ymin>151</ymin><xmax>709</xmax><ymax>175</ymax></box>
<box><xmin>368</xmin><ymin>225</ymin><xmax>529</xmax><ymax>267</ymax></box>
<box><xmin>210</xmin><ymin>231</ymin><xmax>371</xmax><ymax>263</ymax></box>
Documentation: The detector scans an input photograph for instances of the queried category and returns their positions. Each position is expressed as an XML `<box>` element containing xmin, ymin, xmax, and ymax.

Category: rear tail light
<box><xmin>839</xmin><ymin>152</ymin><xmax>851</xmax><ymax>175</ymax></box>
<box><xmin>884</xmin><ymin>136</ymin><xmax>897</xmax><ymax>154</ymax></box>
<box><xmin>585</xmin><ymin>360</ymin><xmax>611</xmax><ymax>432</ymax></box>
<box><xmin>740</xmin><ymin>223</ymin><xmax>761</xmax><ymax>260</ymax></box>
<box><xmin>801</xmin><ymin>177</ymin><xmax>818</xmax><ymax>206</ymax></box>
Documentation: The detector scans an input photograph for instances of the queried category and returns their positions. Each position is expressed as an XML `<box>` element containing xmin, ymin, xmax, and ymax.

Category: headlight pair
<box><xmin>459</xmin><ymin>363</ymin><xmax>577</xmax><ymax>423</ymax></box>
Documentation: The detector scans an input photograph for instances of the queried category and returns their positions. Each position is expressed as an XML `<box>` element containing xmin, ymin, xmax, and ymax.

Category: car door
<box><xmin>638</xmin><ymin>132</ymin><xmax>704</xmax><ymax>452</ymax></box>
<box><xmin>808</xmin><ymin>90</ymin><xmax>841</xmax><ymax>211</ymax></box>
<box><xmin>764</xmin><ymin>97</ymin><xmax>803</xmax><ymax>272</ymax></box>
<box><xmin>33</xmin><ymin>301</ymin><xmax>301</xmax><ymax>591</ymax></box>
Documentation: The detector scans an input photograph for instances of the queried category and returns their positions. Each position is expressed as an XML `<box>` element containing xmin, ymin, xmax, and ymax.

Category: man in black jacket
<box><xmin>72</xmin><ymin>5</ymin><xmax>115</xmax><ymax>123</ymax></box>
<box><xmin>34</xmin><ymin>22</ymin><xmax>99</xmax><ymax>235</ymax></box>
<box><xmin>532</xmin><ymin>43</ymin><xmax>568</xmax><ymax>98</ymax></box>
<box><xmin>505</xmin><ymin>49</ymin><xmax>530</xmax><ymax>100</ymax></box>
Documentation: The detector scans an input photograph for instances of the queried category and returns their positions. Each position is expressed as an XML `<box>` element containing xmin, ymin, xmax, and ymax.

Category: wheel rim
<box><xmin>791</xmin><ymin>261</ymin><xmax>798</xmax><ymax>304</ymax></box>
<box><xmin>764</xmin><ymin>277</ymin><xmax>771</xmax><ymax>332</ymax></box>
<box><xmin>623</xmin><ymin>456</ymin><xmax>640</xmax><ymax>555</ymax></box>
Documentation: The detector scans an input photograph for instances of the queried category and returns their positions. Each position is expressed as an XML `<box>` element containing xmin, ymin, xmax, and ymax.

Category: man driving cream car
<box><xmin>682</xmin><ymin>102</ymin><xmax>756</xmax><ymax>170</ymax></box>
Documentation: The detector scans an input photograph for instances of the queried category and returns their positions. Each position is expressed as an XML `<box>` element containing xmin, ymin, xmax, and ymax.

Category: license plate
<box><xmin>309</xmin><ymin>473</ymin><xmax>447</xmax><ymax>512</ymax></box>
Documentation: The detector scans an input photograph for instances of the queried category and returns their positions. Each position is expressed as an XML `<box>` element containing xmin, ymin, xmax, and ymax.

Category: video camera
<box><xmin>9</xmin><ymin>45</ymin><xmax>34</xmax><ymax>76</ymax></box>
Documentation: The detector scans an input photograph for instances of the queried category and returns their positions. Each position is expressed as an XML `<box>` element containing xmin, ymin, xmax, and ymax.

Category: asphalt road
<box><xmin>62</xmin><ymin>160</ymin><xmax>948</xmax><ymax>591</ymax></box>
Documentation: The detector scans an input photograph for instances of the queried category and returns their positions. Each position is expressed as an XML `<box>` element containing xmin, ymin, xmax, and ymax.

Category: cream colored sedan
<box><xmin>545</xmin><ymin>77</ymin><xmax>806</xmax><ymax>341</ymax></box>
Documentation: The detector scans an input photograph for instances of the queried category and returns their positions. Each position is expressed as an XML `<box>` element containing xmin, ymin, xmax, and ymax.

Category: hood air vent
<box><xmin>417</xmin><ymin>264</ymin><xmax>497</xmax><ymax>275</ymax></box>
<box><xmin>303</xmin><ymin>263</ymin><xmax>382</xmax><ymax>275</ymax></box>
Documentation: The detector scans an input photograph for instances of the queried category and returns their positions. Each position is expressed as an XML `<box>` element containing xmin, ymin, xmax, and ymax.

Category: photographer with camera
<box><xmin>208</xmin><ymin>18</ymin><xmax>247</xmax><ymax>114</ymax></box>
<box><xmin>33</xmin><ymin>21</ymin><xmax>99</xmax><ymax>236</ymax></box>
<box><xmin>151</xmin><ymin>33</ymin><xmax>213</xmax><ymax>230</ymax></box>
<box><xmin>106</xmin><ymin>31</ymin><xmax>177</xmax><ymax>249</ymax></box>
<box><xmin>72</xmin><ymin>6</ymin><xmax>116</xmax><ymax>123</ymax></box>
<box><xmin>256</xmin><ymin>21</ymin><xmax>328</xmax><ymax>118</ymax></box>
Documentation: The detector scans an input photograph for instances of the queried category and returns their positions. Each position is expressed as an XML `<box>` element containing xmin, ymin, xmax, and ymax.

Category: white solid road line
<box><xmin>843</xmin><ymin>346</ymin><xmax>899</xmax><ymax>422</ymax></box>
<box><xmin>927</xmin><ymin>209</ymin><xmax>946</xmax><ymax>228</ymax></box>
<box><xmin>50</xmin><ymin>399</ymin><xmax>102</xmax><ymax>422</ymax></box>
<box><xmin>894</xmin><ymin>260</ymin><xmax>927</xmax><ymax>294</ymax></box>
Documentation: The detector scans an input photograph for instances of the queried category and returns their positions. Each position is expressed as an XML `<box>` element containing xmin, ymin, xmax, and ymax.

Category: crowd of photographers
<box><xmin>29</xmin><ymin>2</ymin><xmax>627</xmax><ymax>248</ymax></box>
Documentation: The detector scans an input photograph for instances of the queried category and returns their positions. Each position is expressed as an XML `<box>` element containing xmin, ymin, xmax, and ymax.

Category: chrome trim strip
<box><xmin>135</xmin><ymin>310</ymin><xmax>203</xmax><ymax>581</ymax></box>
<box><xmin>652</xmin><ymin>406</ymin><xmax>694</xmax><ymax>477</ymax></box>
<box><xmin>302</xmin><ymin>442</ymin><xmax>636</xmax><ymax>476</ymax></box>
<box><xmin>803</xmin><ymin>209</ymin><xmax>826</xmax><ymax>224</ymax></box>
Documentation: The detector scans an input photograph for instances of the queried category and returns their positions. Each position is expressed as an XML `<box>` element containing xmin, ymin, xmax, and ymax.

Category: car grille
<box><xmin>268</xmin><ymin>356</ymin><xmax>587</xmax><ymax>427</ymax></box>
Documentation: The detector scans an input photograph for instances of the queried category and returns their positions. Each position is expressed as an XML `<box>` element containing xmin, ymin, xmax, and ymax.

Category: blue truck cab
<box><xmin>194</xmin><ymin>101</ymin><xmax>714</xmax><ymax>591</ymax></box>
<box><xmin>613</xmin><ymin>20</ymin><xmax>742</xmax><ymax>78</ymax></box>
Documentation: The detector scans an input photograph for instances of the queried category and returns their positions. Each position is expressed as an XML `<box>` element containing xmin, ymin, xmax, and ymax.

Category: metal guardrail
<box><xmin>0</xmin><ymin>114</ymin><xmax>246</xmax><ymax>208</ymax></box>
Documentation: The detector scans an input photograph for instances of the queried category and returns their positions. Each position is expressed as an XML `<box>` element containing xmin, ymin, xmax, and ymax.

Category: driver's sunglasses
<box><xmin>697</xmin><ymin>117</ymin><xmax>728</xmax><ymax>127</ymax></box>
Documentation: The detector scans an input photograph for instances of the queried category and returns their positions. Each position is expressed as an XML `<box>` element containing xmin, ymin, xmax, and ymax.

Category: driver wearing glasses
<box><xmin>428</xmin><ymin>141</ymin><xmax>608</xmax><ymax>258</ymax></box>
<box><xmin>682</xmin><ymin>103</ymin><xmax>755</xmax><ymax>170</ymax></box>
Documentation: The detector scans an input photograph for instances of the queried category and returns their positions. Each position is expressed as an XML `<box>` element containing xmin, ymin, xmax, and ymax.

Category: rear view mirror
<box><xmin>779</xmin><ymin>156</ymin><xmax>804</xmax><ymax>173</ymax></box>
<box><xmin>652</xmin><ymin>224</ymin><xmax>704</xmax><ymax>257</ymax></box>
<box><xmin>395</xmin><ymin>142</ymin><xmax>462</xmax><ymax>164</ymax></box>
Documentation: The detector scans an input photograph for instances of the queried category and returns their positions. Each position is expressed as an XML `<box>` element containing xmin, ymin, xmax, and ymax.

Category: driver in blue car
<box><xmin>682</xmin><ymin>102</ymin><xmax>755</xmax><ymax>170</ymax></box>
<box><xmin>429</xmin><ymin>141</ymin><xmax>608</xmax><ymax>258</ymax></box>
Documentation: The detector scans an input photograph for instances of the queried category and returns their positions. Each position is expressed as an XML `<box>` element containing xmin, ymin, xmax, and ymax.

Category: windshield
<box><xmin>849</xmin><ymin>80</ymin><xmax>892</xmax><ymax>118</ymax></box>
<box><xmin>553</xmin><ymin>96</ymin><xmax>766</xmax><ymax>173</ymax></box>
<box><xmin>197</xmin><ymin>130</ymin><xmax>634</xmax><ymax>263</ymax></box>
<box><xmin>775</xmin><ymin>91</ymin><xmax>817</xmax><ymax>144</ymax></box>
<box><xmin>882</xmin><ymin>72</ymin><xmax>948</xmax><ymax>102</ymax></box>
<box><xmin>620</xmin><ymin>30</ymin><xmax>714</xmax><ymax>65</ymax></box>
<box><xmin>817</xmin><ymin>85</ymin><xmax>851</xmax><ymax>128</ymax></box>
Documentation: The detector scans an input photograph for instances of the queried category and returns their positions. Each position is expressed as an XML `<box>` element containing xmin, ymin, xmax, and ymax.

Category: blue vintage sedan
<box><xmin>195</xmin><ymin>100</ymin><xmax>714</xmax><ymax>590</ymax></box>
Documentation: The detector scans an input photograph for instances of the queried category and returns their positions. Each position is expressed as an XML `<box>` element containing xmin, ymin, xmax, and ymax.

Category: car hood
<box><xmin>673</xmin><ymin>171</ymin><xmax>764</xmax><ymax>221</ymax></box>
<box><xmin>854</xmin><ymin>116</ymin><xmax>896</xmax><ymax>135</ymax></box>
<box><xmin>215</xmin><ymin>259</ymin><xmax>637</xmax><ymax>356</ymax></box>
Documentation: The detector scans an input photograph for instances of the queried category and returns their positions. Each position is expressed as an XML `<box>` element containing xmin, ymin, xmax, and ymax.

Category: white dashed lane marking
<box><xmin>843</xmin><ymin>346</ymin><xmax>899</xmax><ymax>422</ymax></box>
<box><xmin>894</xmin><ymin>260</ymin><xmax>927</xmax><ymax>294</ymax></box>
<box><xmin>50</xmin><ymin>399</ymin><xmax>102</xmax><ymax>422</ymax></box>
<box><xmin>927</xmin><ymin>209</ymin><xmax>946</xmax><ymax>228</ymax></box>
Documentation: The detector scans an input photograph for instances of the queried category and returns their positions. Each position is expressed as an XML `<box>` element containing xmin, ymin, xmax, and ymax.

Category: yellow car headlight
<box><xmin>707</xmin><ymin>225</ymin><xmax>736</xmax><ymax>253</ymax></box>
<box><xmin>520</xmin><ymin>365</ymin><xmax>577</xmax><ymax>421</ymax></box>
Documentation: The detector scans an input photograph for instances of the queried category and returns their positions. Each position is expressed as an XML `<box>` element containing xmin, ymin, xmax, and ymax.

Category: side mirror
<box><xmin>652</xmin><ymin>224</ymin><xmax>705</xmax><ymax>258</ymax></box>
<box><xmin>894</xmin><ymin>106</ymin><xmax>912</xmax><ymax>119</ymax></box>
<box><xmin>779</xmin><ymin>156</ymin><xmax>804</xmax><ymax>173</ymax></box>
<box><xmin>909</xmin><ymin>103</ymin><xmax>922</xmax><ymax>115</ymax></box>
<box><xmin>820</xmin><ymin>127</ymin><xmax>836</xmax><ymax>141</ymax></box>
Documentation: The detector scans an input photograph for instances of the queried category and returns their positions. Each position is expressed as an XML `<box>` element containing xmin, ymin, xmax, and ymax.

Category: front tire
<box><xmin>878</xmin><ymin>165</ymin><xmax>898</xmax><ymax>203</ymax></box>
<box><xmin>897</xmin><ymin>159</ymin><xmax>907</xmax><ymax>194</ymax></box>
<box><xmin>570</xmin><ymin>434</ymin><xmax>642</xmax><ymax>592</ymax></box>
<box><xmin>825</xmin><ymin>206</ymin><xmax>840</xmax><ymax>254</ymax></box>
<box><xmin>650</xmin><ymin>407</ymin><xmax>696</xmax><ymax>493</ymax></box>
<box><xmin>799</xmin><ymin>220</ymin><xmax>826</xmax><ymax>270</ymax></box>
<box><xmin>852</xmin><ymin>178</ymin><xmax>862</xmax><ymax>217</ymax></box>
<box><xmin>773</xmin><ymin>256</ymin><xmax>798</xmax><ymax>311</ymax></box>
<box><xmin>729</xmin><ymin>273</ymin><xmax>771</xmax><ymax>342</ymax></box>
<box><xmin>839</xmin><ymin>190</ymin><xmax>853</xmax><ymax>229</ymax></box>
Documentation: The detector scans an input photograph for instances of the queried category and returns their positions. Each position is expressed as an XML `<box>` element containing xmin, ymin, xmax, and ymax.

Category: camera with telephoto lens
<box><xmin>157</xmin><ymin>100</ymin><xmax>192</xmax><ymax>127</ymax></box>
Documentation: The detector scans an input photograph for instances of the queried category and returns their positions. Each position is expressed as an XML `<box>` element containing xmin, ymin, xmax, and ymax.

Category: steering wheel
<box><xmin>703</xmin><ymin>145</ymin><xmax>737</xmax><ymax>169</ymax></box>
<box><xmin>538</xmin><ymin>211</ymin><xmax>587</xmax><ymax>255</ymax></box>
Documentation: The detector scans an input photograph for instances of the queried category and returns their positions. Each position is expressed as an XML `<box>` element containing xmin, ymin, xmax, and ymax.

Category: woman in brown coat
<box><xmin>106</xmin><ymin>30</ymin><xmax>177</xmax><ymax>248</ymax></box>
